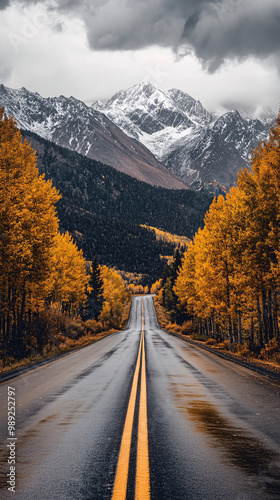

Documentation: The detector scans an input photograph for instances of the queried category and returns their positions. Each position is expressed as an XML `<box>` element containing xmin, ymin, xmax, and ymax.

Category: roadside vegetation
<box><xmin>154</xmin><ymin>112</ymin><xmax>280</xmax><ymax>369</ymax></box>
<box><xmin>0</xmin><ymin>109</ymin><xmax>130</xmax><ymax>375</ymax></box>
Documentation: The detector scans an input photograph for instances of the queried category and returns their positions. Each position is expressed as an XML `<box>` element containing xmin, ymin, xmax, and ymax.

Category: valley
<box><xmin>22</xmin><ymin>130</ymin><xmax>210</xmax><ymax>284</ymax></box>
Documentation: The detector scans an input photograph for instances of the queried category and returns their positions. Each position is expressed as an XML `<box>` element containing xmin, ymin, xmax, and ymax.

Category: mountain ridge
<box><xmin>0</xmin><ymin>83</ymin><xmax>187</xmax><ymax>190</ymax></box>
<box><xmin>95</xmin><ymin>82</ymin><xmax>273</xmax><ymax>192</ymax></box>
<box><xmin>1</xmin><ymin>82</ymin><xmax>276</xmax><ymax>193</ymax></box>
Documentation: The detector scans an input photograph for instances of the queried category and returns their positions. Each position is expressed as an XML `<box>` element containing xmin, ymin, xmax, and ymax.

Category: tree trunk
<box><xmin>257</xmin><ymin>296</ymin><xmax>264</xmax><ymax>348</ymax></box>
<box><xmin>267</xmin><ymin>290</ymin><xmax>274</xmax><ymax>340</ymax></box>
<box><xmin>250</xmin><ymin>315</ymin><xmax>254</xmax><ymax>347</ymax></box>
<box><xmin>273</xmin><ymin>292</ymin><xmax>279</xmax><ymax>339</ymax></box>
<box><xmin>238</xmin><ymin>314</ymin><xmax>243</xmax><ymax>344</ymax></box>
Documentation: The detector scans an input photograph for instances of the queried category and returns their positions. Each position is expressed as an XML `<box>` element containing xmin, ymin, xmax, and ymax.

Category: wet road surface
<box><xmin>1</xmin><ymin>295</ymin><xmax>280</xmax><ymax>499</ymax></box>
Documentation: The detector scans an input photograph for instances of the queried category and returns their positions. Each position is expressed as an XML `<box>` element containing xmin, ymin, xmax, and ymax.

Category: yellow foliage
<box><xmin>141</xmin><ymin>225</ymin><xmax>190</xmax><ymax>249</ymax></box>
<box><xmin>99</xmin><ymin>266</ymin><xmax>128</xmax><ymax>327</ymax></box>
<box><xmin>0</xmin><ymin>108</ymin><xmax>88</xmax><ymax>357</ymax></box>
<box><xmin>48</xmin><ymin>232</ymin><xmax>88</xmax><ymax>314</ymax></box>
<box><xmin>150</xmin><ymin>279</ymin><xmax>161</xmax><ymax>294</ymax></box>
<box><xmin>175</xmin><ymin>111</ymin><xmax>280</xmax><ymax>345</ymax></box>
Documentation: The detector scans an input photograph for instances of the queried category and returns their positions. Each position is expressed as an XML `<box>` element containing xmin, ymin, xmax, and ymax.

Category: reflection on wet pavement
<box><xmin>172</xmin><ymin>387</ymin><xmax>280</xmax><ymax>496</ymax></box>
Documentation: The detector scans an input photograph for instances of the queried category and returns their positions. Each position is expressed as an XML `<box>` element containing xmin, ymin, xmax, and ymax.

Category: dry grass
<box><xmin>0</xmin><ymin>299</ymin><xmax>132</xmax><ymax>378</ymax></box>
<box><xmin>153</xmin><ymin>296</ymin><xmax>170</xmax><ymax>329</ymax></box>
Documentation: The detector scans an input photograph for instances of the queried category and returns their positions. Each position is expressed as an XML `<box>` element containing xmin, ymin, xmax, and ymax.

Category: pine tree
<box><xmin>87</xmin><ymin>256</ymin><xmax>104</xmax><ymax>320</ymax></box>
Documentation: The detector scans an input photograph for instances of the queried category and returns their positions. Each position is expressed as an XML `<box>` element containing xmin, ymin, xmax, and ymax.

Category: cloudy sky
<box><xmin>0</xmin><ymin>0</ymin><xmax>279</xmax><ymax>114</ymax></box>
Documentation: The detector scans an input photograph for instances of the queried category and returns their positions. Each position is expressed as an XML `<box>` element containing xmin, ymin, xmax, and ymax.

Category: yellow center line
<box><xmin>135</xmin><ymin>299</ymin><xmax>150</xmax><ymax>500</ymax></box>
<box><xmin>111</xmin><ymin>298</ymin><xmax>150</xmax><ymax>500</ymax></box>
<box><xmin>111</xmin><ymin>301</ymin><xmax>143</xmax><ymax>500</ymax></box>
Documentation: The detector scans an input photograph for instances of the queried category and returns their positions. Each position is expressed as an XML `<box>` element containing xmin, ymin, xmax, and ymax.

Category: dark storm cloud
<box><xmin>181</xmin><ymin>0</ymin><xmax>280</xmax><ymax>71</ymax></box>
<box><xmin>0</xmin><ymin>0</ymin><xmax>10</xmax><ymax>9</ymax></box>
<box><xmin>78</xmin><ymin>0</ymin><xmax>208</xmax><ymax>51</ymax></box>
<box><xmin>58</xmin><ymin>0</ymin><xmax>280</xmax><ymax>71</ymax></box>
<box><xmin>3</xmin><ymin>0</ymin><xmax>280</xmax><ymax>71</ymax></box>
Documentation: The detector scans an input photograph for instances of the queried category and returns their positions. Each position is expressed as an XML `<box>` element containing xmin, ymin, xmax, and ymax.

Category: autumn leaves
<box><xmin>0</xmin><ymin>108</ymin><xmax>88</xmax><ymax>359</ymax></box>
<box><xmin>175</xmin><ymin>112</ymin><xmax>280</xmax><ymax>348</ymax></box>
<box><xmin>0</xmin><ymin>108</ymin><xmax>132</xmax><ymax>363</ymax></box>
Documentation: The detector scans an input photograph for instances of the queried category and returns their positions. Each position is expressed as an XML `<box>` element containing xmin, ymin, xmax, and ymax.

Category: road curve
<box><xmin>1</xmin><ymin>295</ymin><xmax>280</xmax><ymax>499</ymax></box>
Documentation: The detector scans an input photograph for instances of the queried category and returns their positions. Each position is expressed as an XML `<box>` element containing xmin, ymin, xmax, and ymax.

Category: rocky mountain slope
<box><xmin>0</xmin><ymin>83</ymin><xmax>186</xmax><ymax>190</ymax></box>
<box><xmin>94</xmin><ymin>82</ymin><xmax>273</xmax><ymax>192</ymax></box>
<box><xmin>1</xmin><ymin>82</ymin><xmax>275</xmax><ymax>193</ymax></box>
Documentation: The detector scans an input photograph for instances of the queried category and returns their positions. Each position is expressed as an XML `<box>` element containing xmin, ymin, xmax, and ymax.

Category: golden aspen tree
<box><xmin>150</xmin><ymin>280</ymin><xmax>161</xmax><ymax>295</ymax></box>
<box><xmin>174</xmin><ymin>242</ymin><xmax>197</xmax><ymax>314</ymax></box>
<box><xmin>0</xmin><ymin>108</ymin><xmax>61</xmax><ymax>356</ymax></box>
<box><xmin>1</xmin><ymin>108</ymin><xmax>89</xmax><ymax>360</ymax></box>
<box><xmin>236</xmin><ymin>114</ymin><xmax>280</xmax><ymax>345</ymax></box>
<box><xmin>99</xmin><ymin>266</ymin><xmax>127</xmax><ymax>328</ymax></box>
<box><xmin>48</xmin><ymin>232</ymin><xmax>88</xmax><ymax>315</ymax></box>
<box><xmin>175</xmin><ymin>111</ymin><xmax>280</xmax><ymax>348</ymax></box>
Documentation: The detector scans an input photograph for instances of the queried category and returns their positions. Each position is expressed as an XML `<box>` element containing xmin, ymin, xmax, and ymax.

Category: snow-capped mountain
<box><xmin>92</xmin><ymin>83</ymin><xmax>212</xmax><ymax>159</ymax></box>
<box><xmin>0</xmin><ymin>84</ymin><xmax>187</xmax><ymax>190</ymax></box>
<box><xmin>1</xmin><ymin>82</ymin><xmax>275</xmax><ymax>193</ymax></box>
<box><xmin>94</xmin><ymin>82</ymin><xmax>273</xmax><ymax>192</ymax></box>
<box><xmin>210</xmin><ymin>110</ymin><xmax>269</xmax><ymax>162</ymax></box>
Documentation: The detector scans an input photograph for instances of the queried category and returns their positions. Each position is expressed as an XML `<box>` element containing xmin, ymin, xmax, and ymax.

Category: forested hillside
<box><xmin>22</xmin><ymin>131</ymin><xmax>211</xmax><ymax>282</ymax></box>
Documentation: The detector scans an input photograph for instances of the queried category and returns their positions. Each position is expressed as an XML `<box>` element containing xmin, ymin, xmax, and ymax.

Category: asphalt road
<box><xmin>1</xmin><ymin>295</ymin><xmax>280</xmax><ymax>500</ymax></box>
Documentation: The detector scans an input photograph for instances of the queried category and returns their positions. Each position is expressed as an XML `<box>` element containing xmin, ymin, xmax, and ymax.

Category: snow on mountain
<box><xmin>210</xmin><ymin>110</ymin><xmax>270</xmax><ymax>162</ymax></box>
<box><xmin>214</xmin><ymin>103</ymin><xmax>277</xmax><ymax>125</ymax></box>
<box><xmin>165</xmin><ymin>88</ymin><xmax>213</xmax><ymax>126</ymax></box>
<box><xmin>93</xmin><ymin>82</ymin><xmax>274</xmax><ymax>191</ymax></box>
<box><xmin>93</xmin><ymin>82</ymin><xmax>202</xmax><ymax>161</ymax></box>
<box><xmin>0</xmin><ymin>83</ymin><xmax>188</xmax><ymax>190</ymax></box>
<box><xmin>1</xmin><ymin>81</ymin><xmax>276</xmax><ymax>194</ymax></box>
<box><xmin>162</xmin><ymin>127</ymin><xmax>246</xmax><ymax>189</ymax></box>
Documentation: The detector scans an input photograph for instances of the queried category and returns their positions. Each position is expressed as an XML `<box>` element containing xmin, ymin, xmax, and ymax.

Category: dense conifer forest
<box><xmin>22</xmin><ymin>131</ymin><xmax>211</xmax><ymax>283</ymax></box>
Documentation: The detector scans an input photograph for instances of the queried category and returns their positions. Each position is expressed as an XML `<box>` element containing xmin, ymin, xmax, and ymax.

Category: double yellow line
<box><xmin>112</xmin><ymin>299</ymin><xmax>150</xmax><ymax>500</ymax></box>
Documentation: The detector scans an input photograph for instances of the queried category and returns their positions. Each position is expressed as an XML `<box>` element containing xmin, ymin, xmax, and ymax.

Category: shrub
<box><xmin>166</xmin><ymin>322</ymin><xmax>181</xmax><ymax>333</ymax></box>
<box><xmin>205</xmin><ymin>338</ymin><xmax>218</xmax><ymax>346</ymax></box>
<box><xmin>84</xmin><ymin>320</ymin><xmax>104</xmax><ymax>335</ymax></box>
<box><xmin>236</xmin><ymin>343</ymin><xmax>252</xmax><ymax>358</ymax></box>
<box><xmin>260</xmin><ymin>339</ymin><xmax>280</xmax><ymax>363</ymax></box>
<box><xmin>191</xmin><ymin>333</ymin><xmax>209</xmax><ymax>342</ymax></box>
<box><xmin>64</xmin><ymin>318</ymin><xmax>85</xmax><ymax>339</ymax></box>
<box><xmin>181</xmin><ymin>321</ymin><xmax>195</xmax><ymax>335</ymax></box>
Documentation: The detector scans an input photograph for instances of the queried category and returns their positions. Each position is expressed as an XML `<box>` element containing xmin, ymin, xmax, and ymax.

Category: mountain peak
<box><xmin>0</xmin><ymin>82</ymin><xmax>187</xmax><ymax>190</ymax></box>
<box><xmin>135</xmin><ymin>81</ymin><xmax>156</xmax><ymax>91</ymax></box>
<box><xmin>107</xmin><ymin>81</ymin><xmax>158</xmax><ymax>106</ymax></box>
<box><xmin>166</xmin><ymin>88</ymin><xmax>213</xmax><ymax>125</ymax></box>
<box><xmin>167</xmin><ymin>88</ymin><xmax>192</xmax><ymax>100</ymax></box>
<box><xmin>0</xmin><ymin>82</ymin><xmax>271</xmax><ymax>194</ymax></box>
<box><xmin>0</xmin><ymin>83</ymin><xmax>7</xmax><ymax>95</ymax></box>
